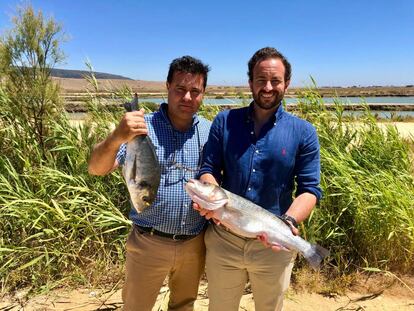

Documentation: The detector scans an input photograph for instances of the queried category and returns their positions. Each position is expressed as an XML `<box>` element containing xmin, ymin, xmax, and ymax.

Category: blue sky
<box><xmin>1</xmin><ymin>0</ymin><xmax>413</xmax><ymax>87</ymax></box>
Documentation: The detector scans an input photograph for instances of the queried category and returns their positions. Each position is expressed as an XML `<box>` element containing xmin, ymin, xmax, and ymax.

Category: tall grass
<box><xmin>1</xmin><ymin>82</ymin><xmax>413</xmax><ymax>294</ymax></box>
<box><xmin>0</xmin><ymin>80</ymin><xmax>131</xmax><ymax>293</ymax></box>
<box><xmin>295</xmin><ymin>87</ymin><xmax>414</xmax><ymax>273</ymax></box>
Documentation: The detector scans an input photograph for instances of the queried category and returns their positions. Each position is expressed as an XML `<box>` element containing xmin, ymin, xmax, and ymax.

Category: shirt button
<box><xmin>250</xmin><ymin>131</ymin><xmax>254</xmax><ymax>135</ymax></box>
<box><xmin>248</xmin><ymin>187</ymin><xmax>251</xmax><ymax>191</ymax></box>
<box><xmin>182</xmin><ymin>221</ymin><xmax>186</xmax><ymax>225</ymax></box>
<box><xmin>255</xmin><ymin>150</ymin><xmax>259</xmax><ymax>154</ymax></box>
<box><xmin>252</xmin><ymin>169</ymin><xmax>256</xmax><ymax>172</ymax></box>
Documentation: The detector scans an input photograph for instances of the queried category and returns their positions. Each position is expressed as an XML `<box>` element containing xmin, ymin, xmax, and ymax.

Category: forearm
<box><xmin>88</xmin><ymin>131</ymin><xmax>123</xmax><ymax>176</ymax></box>
<box><xmin>285</xmin><ymin>192</ymin><xmax>317</xmax><ymax>223</ymax></box>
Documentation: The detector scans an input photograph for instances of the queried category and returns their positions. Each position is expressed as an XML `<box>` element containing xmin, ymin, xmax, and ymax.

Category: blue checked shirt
<box><xmin>199</xmin><ymin>102</ymin><xmax>322</xmax><ymax>216</ymax></box>
<box><xmin>116</xmin><ymin>103</ymin><xmax>211</xmax><ymax>235</ymax></box>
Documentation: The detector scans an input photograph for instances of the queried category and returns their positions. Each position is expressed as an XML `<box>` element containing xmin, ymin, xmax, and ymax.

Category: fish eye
<box><xmin>138</xmin><ymin>181</ymin><xmax>150</xmax><ymax>188</ymax></box>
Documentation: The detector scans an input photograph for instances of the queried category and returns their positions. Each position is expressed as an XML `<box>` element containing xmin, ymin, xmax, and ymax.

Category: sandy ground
<box><xmin>1</xmin><ymin>279</ymin><xmax>413</xmax><ymax>311</ymax></box>
<box><xmin>372</xmin><ymin>122</ymin><xmax>414</xmax><ymax>140</ymax></box>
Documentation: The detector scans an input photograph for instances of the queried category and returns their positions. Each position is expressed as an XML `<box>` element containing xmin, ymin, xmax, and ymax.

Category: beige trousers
<box><xmin>122</xmin><ymin>226</ymin><xmax>206</xmax><ymax>311</ymax></box>
<box><xmin>205</xmin><ymin>224</ymin><xmax>295</xmax><ymax>311</ymax></box>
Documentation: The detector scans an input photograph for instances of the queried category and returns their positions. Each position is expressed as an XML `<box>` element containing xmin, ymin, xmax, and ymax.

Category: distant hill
<box><xmin>51</xmin><ymin>68</ymin><xmax>132</xmax><ymax>80</ymax></box>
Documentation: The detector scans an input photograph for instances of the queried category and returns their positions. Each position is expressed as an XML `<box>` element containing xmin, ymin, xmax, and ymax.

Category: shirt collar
<box><xmin>245</xmin><ymin>101</ymin><xmax>285</xmax><ymax>124</ymax></box>
<box><xmin>159</xmin><ymin>103</ymin><xmax>200</xmax><ymax>130</ymax></box>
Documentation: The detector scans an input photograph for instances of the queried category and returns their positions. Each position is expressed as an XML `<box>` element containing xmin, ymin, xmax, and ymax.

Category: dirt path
<box><xmin>2</xmin><ymin>281</ymin><xmax>413</xmax><ymax>311</ymax></box>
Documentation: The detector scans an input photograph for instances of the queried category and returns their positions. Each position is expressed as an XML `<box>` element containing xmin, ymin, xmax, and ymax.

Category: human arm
<box><xmin>287</xmin><ymin>122</ymin><xmax>321</xmax><ymax>224</ymax></box>
<box><xmin>193</xmin><ymin>114</ymin><xmax>224</xmax><ymax>220</ymax></box>
<box><xmin>258</xmin><ymin>192</ymin><xmax>316</xmax><ymax>251</ymax></box>
<box><xmin>257</xmin><ymin>196</ymin><xmax>313</xmax><ymax>252</ymax></box>
<box><xmin>283</xmin><ymin>192</ymin><xmax>316</xmax><ymax>232</ymax></box>
<box><xmin>261</xmin><ymin>123</ymin><xmax>321</xmax><ymax>251</ymax></box>
<box><xmin>88</xmin><ymin>108</ymin><xmax>147</xmax><ymax>176</ymax></box>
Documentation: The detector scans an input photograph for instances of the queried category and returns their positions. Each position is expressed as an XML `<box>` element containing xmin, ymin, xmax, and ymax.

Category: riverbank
<box><xmin>54</xmin><ymin>77</ymin><xmax>414</xmax><ymax>97</ymax></box>
<box><xmin>64</xmin><ymin>101</ymin><xmax>414</xmax><ymax>113</ymax></box>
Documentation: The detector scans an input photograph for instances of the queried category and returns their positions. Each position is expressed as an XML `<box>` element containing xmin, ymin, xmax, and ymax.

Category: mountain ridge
<box><xmin>51</xmin><ymin>68</ymin><xmax>132</xmax><ymax>80</ymax></box>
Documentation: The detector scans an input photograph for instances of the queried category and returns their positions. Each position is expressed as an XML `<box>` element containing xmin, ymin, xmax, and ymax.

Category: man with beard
<box><xmin>194</xmin><ymin>47</ymin><xmax>321</xmax><ymax>311</ymax></box>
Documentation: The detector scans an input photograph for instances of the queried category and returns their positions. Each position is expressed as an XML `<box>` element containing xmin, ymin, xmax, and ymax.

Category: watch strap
<box><xmin>280</xmin><ymin>214</ymin><xmax>298</xmax><ymax>229</ymax></box>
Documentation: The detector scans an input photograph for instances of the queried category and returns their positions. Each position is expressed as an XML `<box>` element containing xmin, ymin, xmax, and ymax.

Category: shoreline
<box><xmin>63</xmin><ymin>102</ymin><xmax>414</xmax><ymax>113</ymax></box>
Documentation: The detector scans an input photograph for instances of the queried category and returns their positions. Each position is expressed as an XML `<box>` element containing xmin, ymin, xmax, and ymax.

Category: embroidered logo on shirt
<box><xmin>282</xmin><ymin>148</ymin><xmax>287</xmax><ymax>156</ymax></box>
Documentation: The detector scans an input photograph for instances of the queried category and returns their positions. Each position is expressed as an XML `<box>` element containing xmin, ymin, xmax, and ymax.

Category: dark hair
<box><xmin>167</xmin><ymin>55</ymin><xmax>210</xmax><ymax>89</ymax></box>
<box><xmin>247</xmin><ymin>47</ymin><xmax>292</xmax><ymax>82</ymax></box>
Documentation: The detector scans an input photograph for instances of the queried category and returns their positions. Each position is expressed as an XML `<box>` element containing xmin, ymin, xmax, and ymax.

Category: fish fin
<box><xmin>304</xmin><ymin>244</ymin><xmax>330</xmax><ymax>270</ymax></box>
<box><xmin>131</xmin><ymin>154</ymin><xmax>137</xmax><ymax>181</ymax></box>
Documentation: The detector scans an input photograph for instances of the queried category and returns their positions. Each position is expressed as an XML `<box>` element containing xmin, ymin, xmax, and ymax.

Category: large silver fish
<box><xmin>185</xmin><ymin>179</ymin><xmax>329</xmax><ymax>269</ymax></box>
<box><xmin>123</xmin><ymin>94</ymin><xmax>161</xmax><ymax>213</ymax></box>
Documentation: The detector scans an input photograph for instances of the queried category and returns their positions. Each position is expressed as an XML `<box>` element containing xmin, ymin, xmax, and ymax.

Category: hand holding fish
<box><xmin>193</xmin><ymin>202</ymin><xmax>221</xmax><ymax>225</ymax></box>
<box><xmin>114</xmin><ymin>108</ymin><xmax>148</xmax><ymax>143</ymax></box>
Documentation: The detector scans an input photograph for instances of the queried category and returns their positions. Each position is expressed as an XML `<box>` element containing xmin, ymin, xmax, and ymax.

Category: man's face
<box><xmin>166</xmin><ymin>71</ymin><xmax>205</xmax><ymax>119</ymax></box>
<box><xmin>249</xmin><ymin>58</ymin><xmax>290</xmax><ymax>111</ymax></box>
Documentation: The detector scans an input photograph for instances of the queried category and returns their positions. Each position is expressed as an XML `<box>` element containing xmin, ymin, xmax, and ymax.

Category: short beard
<box><xmin>253</xmin><ymin>92</ymin><xmax>284</xmax><ymax>110</ymax></box>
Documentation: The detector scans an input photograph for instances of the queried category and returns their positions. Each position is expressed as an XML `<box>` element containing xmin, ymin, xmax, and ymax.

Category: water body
<box><xmin>138</xmin><ymin>96</ymin><xmax>414</xmax><ymax>117</ymax></box>
<box><xmin>68</xmin><ymin>96</ymin><xmax>414</xmax><ymax>120</ymax></box>
<box><xmin>140</xmin><ymin>96</ymin><xmax>414</xmax><ymax>106</ymax></box>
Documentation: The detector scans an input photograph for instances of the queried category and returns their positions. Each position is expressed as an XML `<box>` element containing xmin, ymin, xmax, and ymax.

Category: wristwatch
<box><xmin>280</xmin><ymin>214</ymin><xmax>298</xmax><ymax>229</ymax></box>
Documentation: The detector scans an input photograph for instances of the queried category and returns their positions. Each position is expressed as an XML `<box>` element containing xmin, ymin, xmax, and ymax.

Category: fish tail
<box><xmin>304</xmin><ymin>244</ymin><xmax>330</xmax><ymax>270</ymax></box>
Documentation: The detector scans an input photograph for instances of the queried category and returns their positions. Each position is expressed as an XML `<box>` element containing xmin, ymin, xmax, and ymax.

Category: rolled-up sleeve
<box><xmin>116</xmin><ymin>143</ymin><xmax>127</xmax><ymax>166</ymax></box>
<box><xmin>198</xmin><ymin>113</ymin><xmax>224</xmax><ymax>182</ymax></box>
<box><xmin>294</xmin><ymin>123</ymin><xmax>322</xmax><ymax>200</ymax></box>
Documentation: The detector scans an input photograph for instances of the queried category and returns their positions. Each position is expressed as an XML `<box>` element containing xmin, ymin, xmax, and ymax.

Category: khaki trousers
<box><xmin>205</xmin><ymin>224</ymin><xmax>295</xmax><ymax>311</ymax></box>
<box><xmin>122</xmin><ymin>226</ymin><xmax>206</xmax><ymax>311</ymax></box>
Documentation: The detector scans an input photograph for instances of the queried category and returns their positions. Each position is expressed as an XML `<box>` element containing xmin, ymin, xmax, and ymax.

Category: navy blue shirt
<box><xmin>199</xmin><ymin>102</ymin><xmax>321</xmax><ymax>216</ymax></box>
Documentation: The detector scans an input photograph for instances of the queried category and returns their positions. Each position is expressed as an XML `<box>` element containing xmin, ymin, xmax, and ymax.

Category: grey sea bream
<box><xmin>123</xmin><ymin>94</ymin><xmax>161</xmax><ymax>213</ymax></box>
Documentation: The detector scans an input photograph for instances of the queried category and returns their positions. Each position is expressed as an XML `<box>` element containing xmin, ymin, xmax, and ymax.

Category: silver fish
<box><xmin>123</xmin><ymin>94</ymin><xmax>161</xmax><ymax>213</ymax></box>
<box><xmin>185</xmin><ymin>179</ymin><xmax>329</xmax><ymax>269</ymax></box>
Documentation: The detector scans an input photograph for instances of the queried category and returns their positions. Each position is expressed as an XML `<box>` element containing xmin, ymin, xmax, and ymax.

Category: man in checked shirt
<box><xmin>88</xmin><ymin>56</ymin><xmax>211</xmax><ymax>311</ymax></box>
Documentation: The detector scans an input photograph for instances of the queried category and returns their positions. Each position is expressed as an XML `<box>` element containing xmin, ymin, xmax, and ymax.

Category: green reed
<box><xmin>0</xmin><ymin>82</ymin><xmax>131</xmax><ymax>292</ymax></box>
<box><xmin>295</xmin><ymin>87</ymin><xmax>414</xmax><ymax>273</ymax></box>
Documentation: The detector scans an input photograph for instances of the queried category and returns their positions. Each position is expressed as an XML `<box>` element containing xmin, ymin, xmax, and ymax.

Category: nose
<box><xmin>263</xmin><ymin>81</ymin><xmax>273</xmax><ymax>92</ymax></box>
<box><xmin>183</xmin><ymin>91</ymin><xmax>192</xmax><ymax>101</ymax></box>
